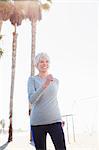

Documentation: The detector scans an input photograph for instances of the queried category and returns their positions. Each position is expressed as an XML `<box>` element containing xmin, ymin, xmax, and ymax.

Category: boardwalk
<box><xmin>0</xmin><ymin>131</ymin><xmax>34</xmax><ymax>150</ymax></box>
<box><xmin>0</xmin><ymin>130</ymin><xmax>98</xmax><ymax>150</ymax></box>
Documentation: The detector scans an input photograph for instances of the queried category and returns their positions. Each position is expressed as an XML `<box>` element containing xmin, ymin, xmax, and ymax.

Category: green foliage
<box><xmin>0</xmin><ymin>0</ymin><xmax>9</xmax><ymax>1</ymax></box>
<box><xmin>47</xmin><ymin>0</ymin><xmax>52</xmax><ymax>3</ymax></box>
<box><xmin>0</xmin><ymin>48</ymin><xmax>4</xmax><ymax>58</ymax></box>
<box><xmin>0</xmin><ymin>35</ymin><xmax>2</xmax><ymax>40</ymax></box>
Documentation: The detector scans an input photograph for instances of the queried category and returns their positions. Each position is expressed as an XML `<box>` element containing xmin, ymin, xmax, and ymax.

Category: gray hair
<box><xmin>35</xmin><ymin>52</ymin><xmax>50</xmax><ymax>67</ymax></box>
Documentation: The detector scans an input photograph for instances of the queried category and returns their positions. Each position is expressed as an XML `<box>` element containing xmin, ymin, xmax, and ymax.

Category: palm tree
<box><xmin>8</xmin><ymin>3</ymin><xmax>25</xmax><ymax>142</ymax></box>
<box><xmin>8</xmin><ymin>24</ymin><xmax>18</xmax><ymax>142</ymax></box>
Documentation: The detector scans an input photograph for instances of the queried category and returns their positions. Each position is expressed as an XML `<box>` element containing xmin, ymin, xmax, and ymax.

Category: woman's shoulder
<box><xmin>28</xmin><ymin>75</ymin><xmax>38</xmax><ymax>81</ymax></box>
<box><xmin>28</xmin><ymin>75</ymin><xmax>37</xmax><ymax>82</ymax></box>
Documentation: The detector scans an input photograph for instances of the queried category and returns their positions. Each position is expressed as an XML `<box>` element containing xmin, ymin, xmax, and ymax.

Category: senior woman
<box><xmin>27</xmin><ymin>52</ymin><xmax>66</xmax><ymax>150</ymax></box>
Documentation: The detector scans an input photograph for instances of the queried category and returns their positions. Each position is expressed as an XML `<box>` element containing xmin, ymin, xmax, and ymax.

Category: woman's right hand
<box><xmin>42</xmin><ymin>74</ymin><xmax>54</xmax><ymax>89</ymax></box>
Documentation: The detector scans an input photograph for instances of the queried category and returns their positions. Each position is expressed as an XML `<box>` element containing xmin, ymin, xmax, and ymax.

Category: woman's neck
<box><xmin>38</xmin><ymin>72</ymin><xmax>48</xmax><ymax>79</ymax></box>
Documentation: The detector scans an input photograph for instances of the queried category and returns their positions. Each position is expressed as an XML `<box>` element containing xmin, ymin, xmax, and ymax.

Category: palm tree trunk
<box><xmin>31</xmin><ymin>20</ymin><xmax>36</xmax><ymax>76</ymax></box>
<box><xmin>29</xmin><ymin>21</ymin><xmax>36</xmax><ymax>115</ymax></box>
<box><xmin>0</xmin><ymin>20</ymin><xmax>3</xmax><ymax>58</ymax></box>
<box><xmin>8</xmin><ymin>24</ymin><xmax>17</xmax><ymax>142</ymax></box>
<box><xmin>0</xmin><ymin>20</ymin><xmax>3</xmax><ymax>33</ymax></box>
<box><xmin>29</xmin><ymin>20</ymin><xmax>36</xmax><ymax>142</ymax></box>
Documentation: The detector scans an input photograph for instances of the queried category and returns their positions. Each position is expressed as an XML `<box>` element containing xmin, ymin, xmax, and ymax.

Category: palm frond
<box><xmin>0</xmin><ymin>47</ymin><xmax>4</xmax><ymax>58</ymax></box>
<box><xmin>41</xmin><ymin>3</ymin><xmax>50</xmax><ymax>10</ymax></box>
<box><xmin>46</xmin><ymin>0</ymin><xmax>52</xmax><ymax>3</ymax></box>
<box><xmin>0</xmin><ymin>0</ymin><xmax>9</xmax><ymax>1</ymax></box>
<box><xmin>0</xmin><ymin>34</ymin><xmax>2</xmax><ymax>39</ymax></box>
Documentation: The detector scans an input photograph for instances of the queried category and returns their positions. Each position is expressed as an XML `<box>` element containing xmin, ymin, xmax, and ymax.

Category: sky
<box><xmin>0</xmin><ymin>0</ymin><xmax>99</xmax><ymax>134</ymax></box>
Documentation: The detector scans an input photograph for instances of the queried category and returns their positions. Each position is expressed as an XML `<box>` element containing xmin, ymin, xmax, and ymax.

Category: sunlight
<box><xmin>0</xmin><ymin>1</ymin><xmax>98</xmax><ymax>149</ymax></box>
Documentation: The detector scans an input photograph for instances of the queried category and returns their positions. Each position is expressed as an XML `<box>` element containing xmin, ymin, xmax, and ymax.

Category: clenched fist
<box><xmin>42</xmin><ymin>74</ymin><xmax>54</xmax><ymax>89</ymax></box>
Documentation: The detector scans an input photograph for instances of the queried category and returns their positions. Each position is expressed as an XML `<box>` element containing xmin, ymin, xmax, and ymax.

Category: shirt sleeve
<box><xmin>27</xmin><ymin>76</ymin><xmax>44</xmax><ymax>104</ymax></box>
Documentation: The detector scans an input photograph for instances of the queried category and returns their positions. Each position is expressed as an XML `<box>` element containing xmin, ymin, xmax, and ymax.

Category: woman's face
<box><xmin>37</xmin><ymin>58</ymin><xmax>49</xmax><ymax>73</ymax></box>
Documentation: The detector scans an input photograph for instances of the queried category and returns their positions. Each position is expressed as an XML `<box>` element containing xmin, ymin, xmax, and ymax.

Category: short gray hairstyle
<box><xmin>35</xmin><ymin>52</ymin><xmax>50</xmax><ymax>67</ymax></box>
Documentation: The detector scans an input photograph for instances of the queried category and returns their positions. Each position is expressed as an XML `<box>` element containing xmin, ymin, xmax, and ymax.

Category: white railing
<box><xmin>62</xmin><ymin>96</ymin><xmax>99</xmax><ymax>144</ymax></box>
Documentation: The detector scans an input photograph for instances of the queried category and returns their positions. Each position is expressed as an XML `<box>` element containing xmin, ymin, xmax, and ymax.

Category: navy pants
<box><xmin>31</xmin><ymin>122</ymin><xmax>66</xmax><ymax>150</ymax></box>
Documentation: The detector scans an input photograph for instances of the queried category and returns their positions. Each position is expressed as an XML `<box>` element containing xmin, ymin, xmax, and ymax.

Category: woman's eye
<box><xmin>40</xmin><ymin>61</ymin><xmax>44</xmax><ymax>63</ymax></box>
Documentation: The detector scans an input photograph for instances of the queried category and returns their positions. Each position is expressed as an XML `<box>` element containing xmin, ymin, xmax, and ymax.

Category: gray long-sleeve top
<box><xmin>27</xmin><ymin>75</ymin><xmax>62</xmax><ymax>126</ymax></box>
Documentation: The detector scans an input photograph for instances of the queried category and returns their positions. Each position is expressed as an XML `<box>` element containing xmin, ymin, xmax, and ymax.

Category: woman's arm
<box><xmin>27</xmin><ymin>77</ymin><xmax>44</xmax><ymax>104</ymax></box>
